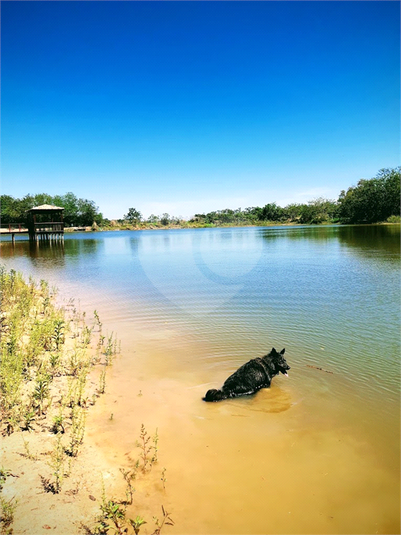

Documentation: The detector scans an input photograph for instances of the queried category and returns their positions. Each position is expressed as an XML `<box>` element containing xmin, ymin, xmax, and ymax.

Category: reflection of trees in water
<box><xmin>63</xmin><ymin>238</ymin><xmax>100</xmax><ymax>257</ymax></box>
<box><xmin>260</xmin><ymin>225</ymin><xmax>340</xmax><ymax>243</ymax></box>
<box><xmin>0</xmin><ymin>240</ymin><xmax>28</xmax><ymax>259</ymax></box>
<box><xmin>260</xmin><ymin>224</ymin><xmax>400</xmax><ymax>259</ymax></box>
<box><xmin>336</xmin><ymin>225</ymin><xmax>400</xmax><ymax>258</ymax></box>
<box><xmin>0</xmin><ymin>240</ymin><xmax>67</xmax><ymax>267</ymax></box>
<box><xmin>0</xmin><ymin>235</ymin><xmax>104</xmax><ymax>270</ymax></box>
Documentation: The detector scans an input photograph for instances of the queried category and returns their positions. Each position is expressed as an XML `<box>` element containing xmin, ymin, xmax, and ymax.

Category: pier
<box><xmin>1</xmin><ymin>205</ymin><xmax>65</xmax><ymax>243</ymax></box>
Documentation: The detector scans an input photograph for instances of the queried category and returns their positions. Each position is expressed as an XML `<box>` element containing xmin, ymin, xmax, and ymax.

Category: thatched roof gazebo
<box><xmin>26</xmin><ymin>204</ymin><xmax>65</xmax><ymax>241</ymax></box>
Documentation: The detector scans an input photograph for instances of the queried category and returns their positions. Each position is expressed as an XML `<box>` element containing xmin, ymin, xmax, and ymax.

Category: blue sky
<box><xmin>2</xmin><ymin>1</ymin><xmax>400</xmax><ymax>219</ymax></box>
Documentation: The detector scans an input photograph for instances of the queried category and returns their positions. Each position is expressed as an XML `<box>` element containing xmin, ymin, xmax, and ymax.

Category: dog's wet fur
<box><xmin>203</xmin><ymin>348</ymin><xmax>290</xmax><ymax>402</ymax></box>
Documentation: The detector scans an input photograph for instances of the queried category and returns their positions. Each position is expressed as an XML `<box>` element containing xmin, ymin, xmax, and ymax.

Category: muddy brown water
<box><xmin>1</xmin><ymin>225</ymin><xmax>400</xmax><ymax>534</ymax></box>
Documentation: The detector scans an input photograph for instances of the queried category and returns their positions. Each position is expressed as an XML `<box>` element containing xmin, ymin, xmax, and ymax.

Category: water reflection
<box><xmin>260</xmin><ymin>224</ymin><xmax>400</xmax><ymax>257</ymax></box>
<box><xmin>336</xmin><ymin>224</ymin><xmax>400</xmax><ymax>257</ymax></box>
<box><xmin>0</xmin><ymin>239</ymin><xmax>66</xmax><ymax>268</ymax></box>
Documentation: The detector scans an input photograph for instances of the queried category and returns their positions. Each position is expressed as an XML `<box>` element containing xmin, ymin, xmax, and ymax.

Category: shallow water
<box><xmin>1</xmin><ymin>225</ymin><xmax>400</xmax><ymax>534</ymax></box>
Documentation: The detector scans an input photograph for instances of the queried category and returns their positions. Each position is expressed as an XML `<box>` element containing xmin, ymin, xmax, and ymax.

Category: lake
<box><xmin>1</xmin><ymin>224</ymin><xmax>400</xmax><ymax>534</ymax></box>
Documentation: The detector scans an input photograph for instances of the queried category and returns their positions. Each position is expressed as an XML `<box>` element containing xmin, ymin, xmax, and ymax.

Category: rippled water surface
<box><xmin>1</xmin><ymin>225</ymin><xmax>400</xmax><ymax>534</ymax></box>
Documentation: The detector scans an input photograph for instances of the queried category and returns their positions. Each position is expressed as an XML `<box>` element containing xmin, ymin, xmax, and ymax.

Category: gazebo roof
<box><xmin>27</xmin><ymin>204</ymin><xmax>64</xmax><ymax>212</ymax></box>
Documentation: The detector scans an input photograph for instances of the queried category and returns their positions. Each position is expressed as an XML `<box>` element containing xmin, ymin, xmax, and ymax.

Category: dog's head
<box><xmin>268</xmin><ymin>347</ymin><xmax>290</xmax><ymax>377</ymax></box>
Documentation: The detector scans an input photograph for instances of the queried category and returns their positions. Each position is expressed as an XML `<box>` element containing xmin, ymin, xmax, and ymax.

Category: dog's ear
<box><xmin>271</xmin><ymin>347</ymin><xmax>277</xmax><ymax>354</ymax></box>
<box><xmin>280</xmin><ymin>348</ymin><xmax>285</xmax><ymax>355</ymax></box>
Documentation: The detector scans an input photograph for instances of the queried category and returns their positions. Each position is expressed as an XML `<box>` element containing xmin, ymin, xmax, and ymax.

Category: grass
<box><xmin>0</xmin><ymin>268</ymin><xmax>120</xmax><ymax>528</ymax></box>
<box><xmin>0</xmin><ymin>268</ymin><xmax>174</xmax><ymax>535</ymax></box>
<box><xmin>0</xmin><ymin>268</ymin><xmax>116</xmax><ymax>440</ymax></box>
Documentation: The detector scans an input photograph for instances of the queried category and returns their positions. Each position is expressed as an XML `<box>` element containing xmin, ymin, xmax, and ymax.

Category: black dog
<box><xmin>203</xmin><ymin>348</ymin><xmax>290</xmax><ymax>402</ymax></box>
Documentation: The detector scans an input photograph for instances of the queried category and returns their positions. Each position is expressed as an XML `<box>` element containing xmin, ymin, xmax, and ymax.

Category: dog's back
<box><xmin>203</xmin><ymin>348</ymin><xmax>290</xmax><ymax>402</ymax></box>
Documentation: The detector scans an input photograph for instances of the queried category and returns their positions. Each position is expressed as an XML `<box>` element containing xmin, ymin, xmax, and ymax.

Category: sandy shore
<box><xmin>0</xmin><ymin>276</ymin><xmax>170</xmax><ymax>535</ymax></box>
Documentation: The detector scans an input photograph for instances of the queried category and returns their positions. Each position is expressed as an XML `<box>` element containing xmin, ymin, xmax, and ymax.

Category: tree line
<box><xmin>123</xmin><ymin>168</ymin><xmax>400</xmax><ymax>227</ymax></box>
<box><xmin>1</xmin><ymin>168</ymin><xmax>399</xmax><ymax>228</ymax></box>
<box><xmin>0</xmin><ymin>192</ymin><xmax>103</xmax><ymax>227</ymax></box>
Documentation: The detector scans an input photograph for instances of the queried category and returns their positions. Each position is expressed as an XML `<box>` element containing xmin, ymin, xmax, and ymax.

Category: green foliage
<box><xmin>124</xmin><ymin>208</ymin><xmax>142</xmax><ymax>224</ymax></box>
<box><xmin>298</xmin><ymin>198</ymin><xmax>338</xmax><ymax>224</ymax></box>
<box><xmin>337</xmin><ymin>167</ymin><xmax>400</xmax><ymax>224</ymax></box>
<box><xmin>0</xmin><ymin>496</ymin><xmax>16</xmax><ymax>535</ymax></box>
<box><xmin>191</xmin><ymin>199</ymin><xmax>337</xmax><ymax>225</ymax></box>
<box><xmin>0</xmin><ymin>192</ymin><xmax>103</xmax><ymax>227</ymax></box>
<box><xmin>129</xmin><ymin>516</ymin><xmax>147</xmax><ymax>535</ymax></box>
<box><xmin>160</xmin><ymin>213</ymin><xmax>170</xmax><ymax>226</ymax></box>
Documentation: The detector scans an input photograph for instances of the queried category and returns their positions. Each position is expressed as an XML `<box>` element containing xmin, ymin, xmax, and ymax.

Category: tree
<box><xmin>261</xmin><ymin>203</ymin><xmax>283</xmax><ymax>221</ymax></box>
<box><xmin>147</xmin><ymin>214</ymin><xmax>159</xmax><ymax>225</ymax></box>
<box><xmin>0</xmin><ymin>195</ymin><xmax>19</xmax><ymax>224</ymax></box>
<box><xmin>298</xmin><ymin>198</ymin><xmax>337</xmax><ymax>224</ymax></box>
<box><xmin>124</xmin><ymin>208</ymin><xmax>142</xmax><ymax>224</ymax></box>
<box><xmin>59</xmin><ymin>192</ymin><xmax>79</xmax><ymax>226</ymax></box>
<box><xmin>337</xmin><ymin>167</ymin><xmax>400</xmax><ymax>223</ymax></box>
<box><xmin>0</xmin><ymin>192</ymin><xmax>103</xmax><ymax>227</ymax></box>
<box><xmin>160</xmin><ymin>213</ymin><xmax>170</xmax><ymax>226</ymax></box>
<box><xmin>77</xmin><ymin>198</ymin><xmax>100</xmax><ymax>226</ymax></box>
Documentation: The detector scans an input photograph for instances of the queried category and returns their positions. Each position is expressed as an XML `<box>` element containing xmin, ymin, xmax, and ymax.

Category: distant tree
<box><xmin>147</xmin><ymin>214</ymin><xmax>160</xmax><ymax>225</ymax></box>
<box><xmin>282</xmin><ymin>203</ymin><xmax>302</xmax><ymax>221</ymax></box>
<box><xmin>337</xmin><ymin>167</ymin><xmax>400</xmax><ymax>223</ymax></box>
<box><xmin>244</xmin><ymin>207</ymin><xmax>263</xmax><ymax>221</ymax></box>
<box><xmin>261</xmin><ymin>203</ymin><xmax>284</xmax><ymax>221</ymax></box>
<box><xmin>59</xmin><ymin>192</ymin><xmax>79</xmax><ymax>226</ymax></box>
<box><xmin>32</xmin><ymin>193</ymin><xmax>53</xmax><ymax>206</ymax></box>
<box><xmin>0</xmin><ymin>195</ymin><xmax>19</xmax><ymax>224</ymax></box>
<box><xmin>124</xmin><ymin>207</ymin><xmax>142</xmax><ymax>224</ymax></box>
<box><xmin>298</xmin><ymin>198</ymin><xmax>337</xmax><ymax>224</ymax></box>
<box><xmin>160</xmin><ymin>213</ymin><xmax>170</xmax><ymax>226</ymax></box>
<box><xmin>77</xmin><ymin>198</ymin><xmax>101</xmax><ymax>226</ymax></box>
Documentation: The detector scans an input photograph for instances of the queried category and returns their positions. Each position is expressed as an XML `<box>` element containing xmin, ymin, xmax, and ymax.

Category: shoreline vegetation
<box><xmin>0</xmin><ymin>268</ymin><xmax>173</xmax><ymax>535</ymax></box>
<box><xmin>62</xmin><ymin>217</ymin><xmax>400</xmax><ymax>235</ymax></box>
<box><xmin>1</xmin><ymin>167</ymin><xmax>400</xmax><ymax>231</ymax></box>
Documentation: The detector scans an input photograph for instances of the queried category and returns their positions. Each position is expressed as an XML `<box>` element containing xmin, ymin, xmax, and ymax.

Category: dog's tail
<box><xmin>203</xmin><ymin>388</ymin><xmax>225</xmax><ymax>402</ymax></box>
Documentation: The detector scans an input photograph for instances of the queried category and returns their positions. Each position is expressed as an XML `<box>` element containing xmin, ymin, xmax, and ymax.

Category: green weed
<box><xmin>0</xmin><ymin>496</ymin><xmax>17</xmax><ymax>535</ymax></box>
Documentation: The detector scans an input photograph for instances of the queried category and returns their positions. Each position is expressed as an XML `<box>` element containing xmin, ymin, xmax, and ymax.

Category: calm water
<box><xmin>1</xmin><ymin>225</ymin><xmax>400</xmax><ymax>534</ymax></box>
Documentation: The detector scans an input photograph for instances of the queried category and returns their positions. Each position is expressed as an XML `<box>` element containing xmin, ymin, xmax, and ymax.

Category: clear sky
<box><xmin>1</xmin><ymin>1</ymin><xmax>400</xmax><ymax>220</ymax></box>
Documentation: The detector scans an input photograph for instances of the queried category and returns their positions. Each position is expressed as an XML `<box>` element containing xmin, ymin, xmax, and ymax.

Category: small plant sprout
<box><xmin>97</xmin><ymin>334</ymin><xmax>105</xmax><ymax>350</ymax></box>
<box><xmin>151</xmin><ymin>429</ymin><xmax>159</xmax><ymax>464</ymax></box>
<box><xmin>47</xmin><ymin>433</ymin><xmax>65</xmax><ymax>493</ymax></box>
<box><xmin>21</xmin><ymin>436</ymin><xmax>37</xmax><ymax>461</ymax></box>
<box><xmin>161</xmin><ymin>468</ymin><xmax>167</xmax><ymax>491</ymax></box>
<box><xmin>49</xmin><ymin>352</ymin><xmax>61</xmax><ymax>375</ymax></box>
<box><xmin>120</xmin><ymin>467</ymin><xmax>137</xmax><ymax>505</ymax></box>
<box><xmin>52</xmin><ymin>319</ymin><xmax>65</xmax><ymax>350</ymax></box>
<box><xmin>80</xmin><ymin>325</ymin><xmax>93</xmax><ymax>348</ymax></box>
<box><xmin>104</xmin><ymin>334</ymin><xmax>115</xmax><ymax>366</ymax></box>
<box><xmin>33</xmin><ymin>375</ymin><xmax>50</xmax><ymax>416</ymax></box>
<box><xmin>96</xmin><ymin>499</ymin><xmax>127</xmax><ymax>535</ymax></box>
<box><xmin>136</xmin><ymin>424</ymin><xmax>151</xmax><ymax>473</ymax></box>
<box><xmin>99</xmin><ymin>367</ymin><xmax>107</xmax><ymax>394</ymax></box>
<box><xmin>20</xmin><ymin>407</ymin><xmax>36</xmax><ymax>432</ymax></box>
<box><xmin>0</xmin><ymin>496</ymin><xmax>17</xmax><ymax>535</ymax></box>
<box><xmin>93</xmin><ymin>310</ymin><xmax>102</xmax><ymax>331</ymax></box>
<box><xmin>129</xmin><ymin>516</ymin><xmax>147</xmax><ymax>535</ymax></box>
<box><xmin>153</xmin><ymin>506</ymin><xmax>174</xmax><ymax>535</ymax></box>
<box><xmin>66</xmin><ymin>406</ymin><xmax>86</xmax><ymax>457</ymax></box>
<box><xmin>52</xmin><ymin>410</ymin><xmax>65</xmax><ymax>434</ymax></box>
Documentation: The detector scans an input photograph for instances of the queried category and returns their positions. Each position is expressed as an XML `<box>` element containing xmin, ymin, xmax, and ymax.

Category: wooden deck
<box><xmin>1</xmin><ymin>222</ymin><xmax>64</xmax><ymax>242</ymax></box>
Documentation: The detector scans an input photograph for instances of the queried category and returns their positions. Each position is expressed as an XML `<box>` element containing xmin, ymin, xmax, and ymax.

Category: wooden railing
<box><xmin>33</xmin><ymin>222</ymin><xmax>64</xmax><ymax>233</ymax></box>
<box><xmin>0</xmin><ymin>223</ymin><xmax>28</xmax><ymax>233</ymax></box>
